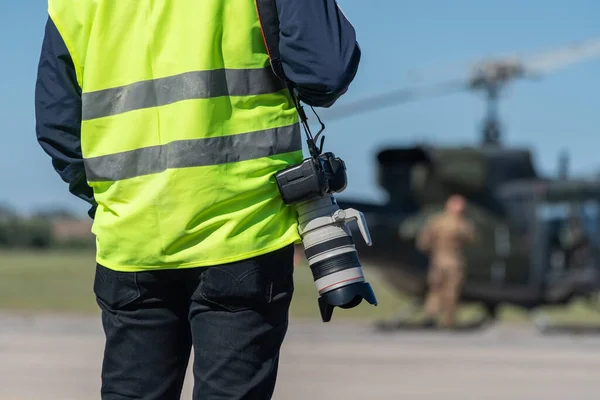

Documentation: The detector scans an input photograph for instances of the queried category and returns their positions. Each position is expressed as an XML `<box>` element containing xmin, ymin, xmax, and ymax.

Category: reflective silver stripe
<box><xmin>82</xmin><ymin>67</ymin><xmax>285</xmax><ymax>120</ymax></box>
<box><xmin>83</xmin><ymin>123</ymin><xmax>301</xmax><ymax>182</ymax></box>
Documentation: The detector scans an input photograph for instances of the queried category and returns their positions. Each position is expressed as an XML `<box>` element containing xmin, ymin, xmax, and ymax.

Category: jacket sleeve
<box><xmin>275</xmin><ymin>0</ymin><xmax>361</xmax><ymax>108</ymax></box>
<box><xmin>35</xmin><ymin>16</ymin><xmax>97</xmax><ymax>219</ymax></box>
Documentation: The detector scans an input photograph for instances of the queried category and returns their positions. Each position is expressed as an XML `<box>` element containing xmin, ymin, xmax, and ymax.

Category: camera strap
<box><xmin>255</xmin><ymin>0</ymin><xmax>326</xmax><ymax>159</ymax></box>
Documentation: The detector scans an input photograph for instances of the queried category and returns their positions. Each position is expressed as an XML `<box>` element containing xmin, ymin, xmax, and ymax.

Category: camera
<box><xmin>275</xmin><ymin>152</ymin><xmax>378</xmax><ymax>322</ymax></box>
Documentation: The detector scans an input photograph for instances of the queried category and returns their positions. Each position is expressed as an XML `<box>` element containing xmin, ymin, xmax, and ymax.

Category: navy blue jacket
<box><xmin>35</xmin><ymin>2</ymin><xmax>361</xmax><ymax>217</ymax></box>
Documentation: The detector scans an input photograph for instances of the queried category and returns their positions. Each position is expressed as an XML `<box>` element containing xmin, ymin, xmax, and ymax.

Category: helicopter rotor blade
<box><xmin>319</xmin><ymin>36</ymin><xmax>600</xmax><ymax>123</ymax></box>
<box><xmin>406</xmin><ymin>37</ymin><xmax>600</xmax><ymax>88</ymax></box>
<box><xmin>320</xmin><ymin>80</ymin><xmax>467</xmax><ymax>121</ymax></box>
<box><xmin>521</xmin><ymin>37</ymin><xmax>600</xmax><ymax>77</ymax></box>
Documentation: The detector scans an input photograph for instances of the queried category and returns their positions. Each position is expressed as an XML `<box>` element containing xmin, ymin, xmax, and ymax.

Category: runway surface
<box><xmin>1</xmin><ymin>313</ymin><xmax>600</xmax><ymax>399</ymax></box>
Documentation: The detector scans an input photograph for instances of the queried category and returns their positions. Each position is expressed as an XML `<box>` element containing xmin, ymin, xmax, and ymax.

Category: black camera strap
<box><xmin>284</xmin><ymin>80</ymin><xmax>326</xmax><ymax>159</ymax></box>
<box><xmin>255</xmin><ymin>0</ymin><xmax>326</xmax><ymax>160</ymax></box>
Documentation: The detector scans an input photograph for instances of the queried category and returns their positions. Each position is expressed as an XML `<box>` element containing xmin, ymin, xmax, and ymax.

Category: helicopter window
<box><xmin>537</xmin><ymin>200</ymin><xmax>600</xmax><ymax>248</ymax></box>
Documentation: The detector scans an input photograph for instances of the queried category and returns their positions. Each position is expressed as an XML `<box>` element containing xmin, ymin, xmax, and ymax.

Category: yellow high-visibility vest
<box><xmin>48</xmin><ymin>0</ymin><xmax>304</xmax><ymax>271</ymax></box>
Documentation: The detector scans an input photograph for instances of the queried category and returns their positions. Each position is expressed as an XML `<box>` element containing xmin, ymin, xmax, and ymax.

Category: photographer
<box><xmin>34</xmin><ymin>1</ymin><xmax>360</xmax><ymax>399</ymax></box>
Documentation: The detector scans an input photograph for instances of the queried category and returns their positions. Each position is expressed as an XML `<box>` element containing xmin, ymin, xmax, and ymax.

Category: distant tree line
<box><xmin>0</xmin><ymin>204</ymin><xmax>95</xmax><ymax>250</ymax></box>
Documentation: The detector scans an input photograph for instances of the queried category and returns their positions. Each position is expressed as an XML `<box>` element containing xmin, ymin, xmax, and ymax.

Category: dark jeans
<box><xmin>93</xmin><ymin>244</ymin><xmax>295</xmax><ymax>400</ymax></box>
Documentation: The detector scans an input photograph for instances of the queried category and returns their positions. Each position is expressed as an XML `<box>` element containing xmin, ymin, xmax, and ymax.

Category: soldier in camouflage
<box><xmin>416</xmin><ymin>195</ymin><xmax>476</xmax><ymax>328</ymax></box>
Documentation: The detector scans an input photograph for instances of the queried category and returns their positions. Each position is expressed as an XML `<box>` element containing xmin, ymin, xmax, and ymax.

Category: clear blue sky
<box><xmin>2</xmin><ymin>0</ymin><xmax>600</xmax><ymax>216</ymax></box>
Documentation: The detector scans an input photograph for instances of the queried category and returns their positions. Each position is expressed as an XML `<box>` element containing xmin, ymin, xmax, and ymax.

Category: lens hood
<box><xmin>317</xmin><ymin>281</ymin><xmax>378</xmax><ymax>322</ymax></box>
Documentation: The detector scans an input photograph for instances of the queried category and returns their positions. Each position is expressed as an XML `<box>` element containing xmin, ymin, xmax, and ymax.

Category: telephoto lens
<box><xmin>296</xmin><ymin>194</ymin><xmax>378</xmax><ymax>322</ymax></box>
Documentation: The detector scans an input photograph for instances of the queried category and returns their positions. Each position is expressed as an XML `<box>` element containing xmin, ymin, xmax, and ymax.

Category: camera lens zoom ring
<box><xmin>309</xmin><ymin>251</ymin><xmax>361</xmax><ymax>281</ymax></box>
<box><xmin>304</xmin><ymin>236</ymin><xmax>355</xmax><ymax>259</ymax></box>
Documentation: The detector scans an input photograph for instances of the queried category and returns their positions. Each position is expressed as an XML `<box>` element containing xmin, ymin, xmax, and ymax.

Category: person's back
<box><xmin>417</xmin><ymin>195</ymin><xmax>476</xmax><ymax>327</ymax></box>
<box><xmin>418</xmin><ymin>212</ymin><xmax>475</xmax><ymax>270</ymax></box>
<box><xmin>36</xmin><ymin>1</ymin><xmax>361</xmax><ymax>398</ymax></box>
<box><xmin>48</xmin><ymin>0</ymin><xmax>304</xmax><ymax>271</ymax></box>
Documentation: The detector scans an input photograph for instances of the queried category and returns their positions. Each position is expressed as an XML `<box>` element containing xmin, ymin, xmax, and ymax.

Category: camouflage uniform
<box><xmin>417</xmin><ymin>212</ymin><xmax>476</xmax><ymax>327</ymax></box>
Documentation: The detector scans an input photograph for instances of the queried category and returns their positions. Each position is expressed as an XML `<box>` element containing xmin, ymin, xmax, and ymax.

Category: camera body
<box><xmin>275</xmin><ymin>152</ymin><xmax>377</xmax><ymax>322</ymax></box>
<box><xmin>275</xmin><ymin>152</ymin><xmax>348</xmax><ymax>205</ymax></box>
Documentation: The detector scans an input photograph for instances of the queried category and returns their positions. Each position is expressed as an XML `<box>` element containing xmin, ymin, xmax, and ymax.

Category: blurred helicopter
<box><xmin>310</xmin><ymin>37</ymin><xmax>600</xmax><ymax>332</ymax></box>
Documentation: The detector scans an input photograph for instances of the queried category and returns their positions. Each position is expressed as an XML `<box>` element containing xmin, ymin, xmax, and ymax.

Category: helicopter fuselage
<box><xmin>328</xmin><ymin>145</ymin><xmax>600</xmax><ymax>315</ymax></box>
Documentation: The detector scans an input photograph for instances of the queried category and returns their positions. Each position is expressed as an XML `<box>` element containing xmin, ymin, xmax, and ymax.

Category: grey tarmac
<box><xmin>1</xmin><ymin>313</ymin><xmax>600</xmax><ymax>399</ymax></box>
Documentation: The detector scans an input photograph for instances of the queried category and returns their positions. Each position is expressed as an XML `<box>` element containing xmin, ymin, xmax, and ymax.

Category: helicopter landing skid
<box><xmin>530</xmin><ymin>309</ymin><xmax>600</xmax><ymax>335</ymax></box>
<box><xmin>373</xmin><ymin>302</ymin><xmax>496</xmax><ymax>333</ymax></box>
